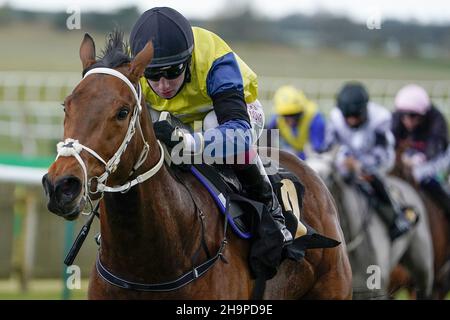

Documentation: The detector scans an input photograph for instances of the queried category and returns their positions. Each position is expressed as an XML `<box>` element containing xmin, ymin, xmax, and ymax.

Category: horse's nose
<box><xmin>54</xmin><ymin>176</ymin><xmax>82</xmax><ymax>204</ymax></box>
<box><xmin>42</xmin><ymin>174</ymin><xmax>83</xmax><ymax>218</ymax></box>
<box><xmin>43</xmin><ymin>173</ymin><xmax>82</xmax><ymax>206</ymax></box>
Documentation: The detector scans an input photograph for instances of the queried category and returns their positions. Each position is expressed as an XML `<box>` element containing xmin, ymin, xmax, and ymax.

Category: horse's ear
<box><xmin>80</xmin><ymin>33</ymin><xmax>96</xmax><ymax>71</ymax></box>
<box><xmin>129</xmin><ymin>42</ymin><xmax>154</xmax><ymax>83</ymax></box>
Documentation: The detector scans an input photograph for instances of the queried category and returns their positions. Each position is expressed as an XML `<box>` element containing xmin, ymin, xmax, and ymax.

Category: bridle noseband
<box><xmin>55</xmin><ymin>67</ymin><xmax>164</xmax><ymax>211</ymax></box>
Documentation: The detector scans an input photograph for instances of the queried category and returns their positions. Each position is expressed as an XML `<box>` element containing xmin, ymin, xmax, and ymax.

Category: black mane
<box><xmin>83</xmin><ymin>30</ymin><xmax>131</xmax><ymax>76</ymax></box>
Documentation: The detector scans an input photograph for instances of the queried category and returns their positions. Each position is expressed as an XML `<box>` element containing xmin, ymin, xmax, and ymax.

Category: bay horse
<box><xmin>42</xmin><ymin>32</ymin><xmax>352</xmax><ymax>299</ymax></box>
<box><xmin>306</xmin><ymin>152</ymin><xmax>434</xmax><ymax>299</ymax></box>
<box><xmin>389</xmin><ymin>145</ymin><xmax>450</xmax><ymax>299</ymax></box>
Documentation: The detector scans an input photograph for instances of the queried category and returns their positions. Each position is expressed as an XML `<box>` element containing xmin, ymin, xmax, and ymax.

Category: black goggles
<box><xmin>144</xmin><ymin>63</ymin><xmax>187</xmax><ymax>81</ymax></box>
<box><xmin>400</xmin><ymin>111</ymin><xmax>422</xmax><ymax>119</ymax></box>
<box><xmin>343</xmin><ymin>112</ymin><xmax>363</xmax><ymax>118</ymax></box>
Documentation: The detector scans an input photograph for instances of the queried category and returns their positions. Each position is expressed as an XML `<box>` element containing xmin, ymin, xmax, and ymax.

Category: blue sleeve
<box><xmin>297</xmin><ymin>151</ymin><xmax>306</xmax><ymax>160</ymax></box>
<box><xmin>267</xmin><ymin>115</ymin><xmax>278</xmax><ymax>130</ymax></box>
<box><xmin>309</xmin><ymin>113</ymin><xmax>326</xmax><ymax>152</ymax></box>
<box><xmin>206</xmin><ymin>52</ymin><xmax>244</xmax><ymax>97</ymax></box>
<box><xmin>202</xmin><ymin>119</ymin><xmax>252</xmax><ymax>159</ymax></box>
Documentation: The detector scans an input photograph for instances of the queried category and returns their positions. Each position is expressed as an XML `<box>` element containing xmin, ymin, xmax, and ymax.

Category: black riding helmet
<box><xmin>337</xmin><ymin>82</ymin><xmax>369</xmax><ymax>121</ymax></box>
<box><xmin>129</xmin><ymin>7</ymin><xmax>194</xmax><ymax>68</ymax></box>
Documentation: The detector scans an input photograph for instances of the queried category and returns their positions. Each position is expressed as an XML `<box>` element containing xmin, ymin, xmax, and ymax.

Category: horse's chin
<box><xmin>49</xmin><ymin>196</ymin><xmax>86</xmax><ymax>221</ymax></box>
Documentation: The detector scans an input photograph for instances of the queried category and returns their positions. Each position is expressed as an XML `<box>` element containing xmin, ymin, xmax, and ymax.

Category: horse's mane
<box><xmin>83</xmin><ymin>30</ymin><xmax>131</xmax><ymax>75</ymax></box>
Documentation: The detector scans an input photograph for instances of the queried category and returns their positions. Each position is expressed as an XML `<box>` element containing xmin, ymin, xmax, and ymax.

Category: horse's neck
<box><xmin>98</xmin><ymin>108</ymin><xmax>200</xmax><ymax>280</ymax></box>
<box><xmin>99</xmin><ymin>166</ymin><xmax>199</xmax><ymax>280</ymax></box>
<box><xmin>334</xmin><ymin>178</ymin><xmax>373</xmax><ymax>246</ymax></box>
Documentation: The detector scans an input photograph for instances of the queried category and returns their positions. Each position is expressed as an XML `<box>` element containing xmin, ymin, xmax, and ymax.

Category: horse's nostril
<box><xmin>55</xmin><ymin>176</ymin><xmax>82</xmax><ymax>201</ymax></box>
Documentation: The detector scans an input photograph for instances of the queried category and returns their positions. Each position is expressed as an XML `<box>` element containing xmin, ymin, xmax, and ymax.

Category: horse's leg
<box><xmin>424</xmin><ymin>196</ymin><xmax>450</xmax><ymax>299</ymax></box>
<box><xmin>302</xmin><ymin>248</ymin><xmax>353</xmax><ymax>299</ymax></box>
<box><xmin>387</xmin><ymin>177</ymin><xmax>434</xmax><ymax>299</ymax></box>
<box><xmin>400</xmin><ymin>223</ymin><xmax>434</xmax><ymax>299</ymax></box>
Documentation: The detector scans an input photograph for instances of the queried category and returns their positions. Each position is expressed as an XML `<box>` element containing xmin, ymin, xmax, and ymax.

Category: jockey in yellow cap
<box><xmin>267</xmin><ymin>85</ymin><xmax>325</xmax><ymax>160</ymax></box>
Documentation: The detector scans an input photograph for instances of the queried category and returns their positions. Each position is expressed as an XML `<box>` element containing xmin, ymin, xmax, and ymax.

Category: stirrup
<box><xmin>389</xmin><ymin>207</ymin><xmax>418</xmax><ymax>241</ymax></box>
<box><xmin>280</xmin><ymin>227</ymin><xmax>294</xmax><ymax>245</ymax></box>
<box><xmin>402</xmin><ymin>207</ymin><xmax>419</xmax><ymax>225</ymax></box>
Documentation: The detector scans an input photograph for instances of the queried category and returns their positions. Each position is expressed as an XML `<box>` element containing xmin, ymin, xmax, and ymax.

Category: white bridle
<box><xmin>55</xmin><ymin>67</ymin><xmax>164</xmax><ymax>212</ymax></box>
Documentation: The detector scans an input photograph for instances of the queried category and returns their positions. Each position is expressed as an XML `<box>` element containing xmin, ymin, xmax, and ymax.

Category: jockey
<box><xmin>322</xmin><ymin>82</ymin><xmax>418</xmax><ymax>240</ymax></box>
<box><xmin>267</xmin><ymin>85</ymin><xmax>326</xmax><ymax>160</ymax></box>
<box><xmin>392</xmin><ymin>84</ymin><xmax>450</xmax><ymax>216</ymax></box>
<box><xmin>129</xmin><ymin>7</ymin><xmax>293</xmax><ymax>246</ymax></box>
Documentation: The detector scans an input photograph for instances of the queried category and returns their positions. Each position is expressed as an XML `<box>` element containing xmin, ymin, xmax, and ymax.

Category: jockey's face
<box><xmin>283</xmin><ymin>113</ymin><xmax>302</xmax><ymax>127</ymax></box>
<box><xmin>345</xmin><ymin>115</ymin><xmax>365</xmax><ymax>129</ymax></box>
<box><xmin>147</xmin><ymin>70</ymin><xmax>186</xmax><ymax>99</ymax></box>
<box><xmin>401</xmin><ymin>112</ymin><xmax>423</xmax><ymax>132</ymax></box>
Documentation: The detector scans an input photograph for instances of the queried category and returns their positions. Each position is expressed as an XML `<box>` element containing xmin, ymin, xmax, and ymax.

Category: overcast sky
<box><xmin>2</xmin><ymin>0</ymin><xmax>450</xmax><ymax>24</ymax></box>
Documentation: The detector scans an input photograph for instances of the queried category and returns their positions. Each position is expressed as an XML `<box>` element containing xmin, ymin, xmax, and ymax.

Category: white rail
<box><xmin>1</xmin><ymin>72</ymin><xmax>449</xmax><ymax>156</ymax></box>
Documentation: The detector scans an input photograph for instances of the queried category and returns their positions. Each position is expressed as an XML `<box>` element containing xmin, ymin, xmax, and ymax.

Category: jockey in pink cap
<box><xmin>392</xmin><ymin>84</ymin><xmax>450</xmax><ymax>218</ymax></box>
<box><xmin>394</xmin><ymin>84</ymin><xmax>431</xmax><ymax>116</ymax></box>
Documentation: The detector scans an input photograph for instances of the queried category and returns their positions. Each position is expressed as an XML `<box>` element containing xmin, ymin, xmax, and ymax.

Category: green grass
<box><xmin>0</xmin><ymin>23</ymin><xmax>106</xmax><ymax>72</ymax></box>
<box><xmin>0</xmin><ymin>279</ymin><xmax>447</xmax><ymax>300</ymax></box>
<box><xmin>2</xmin><ymin>22</ymin><xmax>450</xmax><ymax>80</ymax></box>
<box><xmin>0</xmin><ymin>279</ymin><xmax>88</xmax><ymax>300</ymax></box>
<box><xmin>233</xmin><ymin>43</ymin><xmax>450</xmax><ymax>80</ymax></box>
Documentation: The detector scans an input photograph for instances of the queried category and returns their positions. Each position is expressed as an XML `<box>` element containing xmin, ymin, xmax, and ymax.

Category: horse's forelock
<box><xmin>82</xmin><ymin>30</ymin><xmax>131</xmax><ymax>76</ymax></box>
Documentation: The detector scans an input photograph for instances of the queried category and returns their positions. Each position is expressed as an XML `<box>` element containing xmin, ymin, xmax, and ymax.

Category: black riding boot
<box><xmin>421</xmin><ymin>178</ymin><xmax>450</xmax><ymax>218</ymax></box>
<box><xmin>234</xmin><ymin>160</ymin><xmax>293</xmax><ymax>245</ymax></box>
<box><xmin>366</xmin><ymin>175</ymin><xmax>419</xmax><ymax>241</ymax></box>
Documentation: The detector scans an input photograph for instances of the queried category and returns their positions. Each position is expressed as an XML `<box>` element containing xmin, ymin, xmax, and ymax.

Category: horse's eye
<box><xmin>117</xmin><ymin>108</ymin><xmax>130</xmax><ymax>120</ymax></box>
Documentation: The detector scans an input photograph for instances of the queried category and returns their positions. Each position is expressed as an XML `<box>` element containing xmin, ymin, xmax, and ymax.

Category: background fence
<box><xmin>0</xmin><ymin>71</ymin><xmax>449</xmax><ymax>280</ymax></box>
<box><xmin>1</xmin><ymin>71</ymin><xmax>450</xmax><ymax>156</ymax></box>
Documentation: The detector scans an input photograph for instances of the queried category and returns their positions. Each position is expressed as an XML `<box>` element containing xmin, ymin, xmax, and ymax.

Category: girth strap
<box><xmin>96</xmin><ymin>217</ymin><xmax>228</xmax><ymax>292</ymax></box>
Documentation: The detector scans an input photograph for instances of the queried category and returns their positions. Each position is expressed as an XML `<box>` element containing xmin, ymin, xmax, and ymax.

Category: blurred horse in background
<box><xmin>307</xmin><ymin>152</ymin><xmax>434</xmax><ymax>299</ymax></box>
<box><xmin>389</xmin><ymin>147</ymin><xmax>450</xmax><ymax>299</ymax></box>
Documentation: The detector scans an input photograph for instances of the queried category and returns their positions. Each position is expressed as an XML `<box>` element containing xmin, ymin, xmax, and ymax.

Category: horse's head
<box><xmin>42</xmin><ymin>32</ymin><xmax>154</xmax><ymax>220</ymax></box>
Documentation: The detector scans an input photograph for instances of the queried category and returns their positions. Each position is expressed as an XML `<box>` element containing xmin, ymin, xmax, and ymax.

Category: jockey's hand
<box><xmin>153</xmin><ymin>120</ymin><xmax>183</xmax><ymax>148</ymax></box>
<box><xmin>344</xmin><ymin>156</ymin><xmax>361</xmax><ymax>174</ymax></box>
<box><xmin>360</xmin><ymin>173</ymin><xmax>374</xmax><ymax>182</ymax></box>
